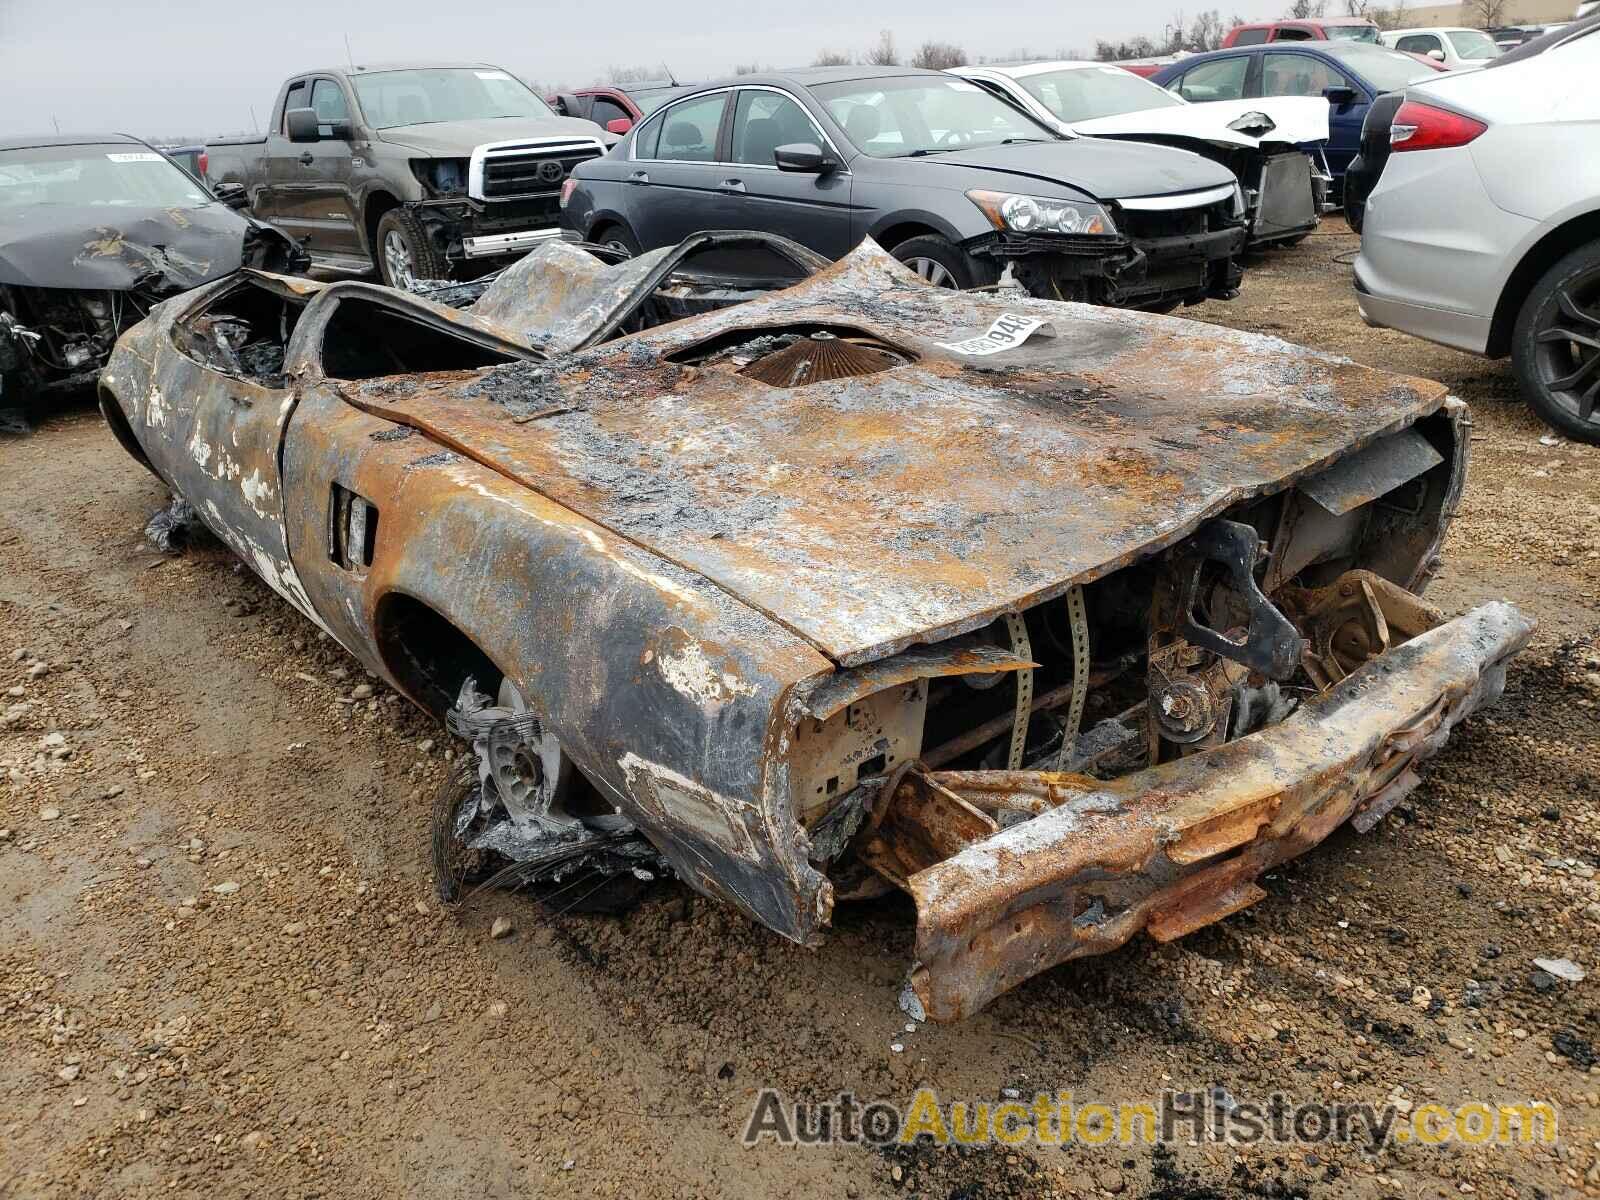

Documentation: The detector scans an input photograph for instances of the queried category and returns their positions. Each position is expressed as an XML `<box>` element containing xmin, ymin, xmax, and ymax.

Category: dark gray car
<box><xmin>559</xmin><ymin>66</ymin><xmax>1249</xmax><ymax>309</ymax></box>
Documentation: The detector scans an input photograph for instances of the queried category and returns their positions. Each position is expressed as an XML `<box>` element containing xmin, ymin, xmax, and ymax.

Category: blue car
<box><xmin>1152</xmin><ymin>41</ymin><xmax>1443</xmax><ymax>201</ymax></box>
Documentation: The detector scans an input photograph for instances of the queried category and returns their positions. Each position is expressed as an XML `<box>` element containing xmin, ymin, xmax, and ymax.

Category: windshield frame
<box><xmin>0</xmin><ymin>143</ymin><xmax>216</xmax><ymax>212</ymax></box>
<box><xmin>809</xmin><ymin>74</ymin><xmax>1058</xmax><ymax>159</ymax></box>
<box><xmin>350</xmin><ymin>67</ymin><xmax>556</xmax><ymax>130</ymax></box>
<box><xmin>1014</xmin><ymin>65</ymin><xmax>1185</xmax><ymax>125</ymax></box>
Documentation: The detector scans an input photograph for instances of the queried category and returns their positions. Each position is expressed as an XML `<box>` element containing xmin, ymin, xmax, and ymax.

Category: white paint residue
<box><xmin>187</xmin><ymin>425</ymin><xmax>212</xmax><ymax>468</ymax></box>
<box><xmin>241</xmin><ymin>469</ymin><xmax>275</xmax><ymax>520</ymax></box>
<box><xmin>145</xmin><ymin>385</ymin><xmax>169</xmax><ymax>431</ymax></box>
<box><xmin>657</xmin><ymin>638</ymin><xmax>757</xmax><ymax>707</ymax></box>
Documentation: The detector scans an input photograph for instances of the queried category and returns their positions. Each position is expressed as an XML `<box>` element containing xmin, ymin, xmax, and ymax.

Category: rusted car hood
<box><xmin>340</xmin><ymin>242</ymin><xmax>1449</xmax><ymax>668</ymax></box>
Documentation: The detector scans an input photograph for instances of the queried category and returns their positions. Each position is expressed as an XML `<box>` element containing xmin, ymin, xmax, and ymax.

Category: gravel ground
<box><xmin>2</xmin><ymin>221</ymin><xmax>1598</xmax><ymax>1199</ymax></box>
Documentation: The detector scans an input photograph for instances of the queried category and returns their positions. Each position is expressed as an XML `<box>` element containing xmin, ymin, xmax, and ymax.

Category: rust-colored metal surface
<box><xmin>899</xmin><ymin>601</ymin><xmax>1534</xmax><ymax>1021</ymax></box>
<box><xmin>97</xmin><ymin>234</ymin><xmax>1531</xmax><ymax>1020</ymax></box>
<box><xmin>336</xmin><ymin>241</ymin><xmax>1453</xmax><ymax>668</ymax></box>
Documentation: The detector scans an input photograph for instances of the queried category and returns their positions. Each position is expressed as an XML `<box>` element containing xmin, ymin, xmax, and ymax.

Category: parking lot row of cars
<box><xmin>1</xmin><ymin>18</ymin><xmax>1597</xmax><ymax>443</ymax></box>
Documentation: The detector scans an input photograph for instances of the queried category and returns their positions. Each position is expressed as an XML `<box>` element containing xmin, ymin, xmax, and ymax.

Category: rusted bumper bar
<box><xmin>905</xmin><ymin>601</ymin><xmax>1534</xmax><ymax>1021</ymax></box>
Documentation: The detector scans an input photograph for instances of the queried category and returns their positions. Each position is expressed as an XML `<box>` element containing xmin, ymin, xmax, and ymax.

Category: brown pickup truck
<box><xmin>206</xmin><ymin>62</ymin><xmax>612</xmax><ymax>288</ymax></box>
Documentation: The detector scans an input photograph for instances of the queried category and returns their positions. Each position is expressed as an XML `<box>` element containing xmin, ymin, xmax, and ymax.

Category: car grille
<box><xmin>1118</xmin><ymin>196</ymin><xmax>1236</xmax><ymax>241</ymax></box>
<box><xmin>469</xmin><ymin>138</ymin><xmax>605</xmax><ymax>202</ymax></box>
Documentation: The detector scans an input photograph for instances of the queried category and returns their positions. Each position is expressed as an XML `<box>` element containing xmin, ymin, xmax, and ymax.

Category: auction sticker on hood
<box><xmin>937</xmin><ymin>313</ymin><xmax>1058</xmax><ymax>356</ymax></box>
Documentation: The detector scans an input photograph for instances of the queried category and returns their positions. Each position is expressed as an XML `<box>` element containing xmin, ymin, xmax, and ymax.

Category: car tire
<box><xmin>891</xmin><ymin>235</ymin><xmax>996</xmax><ymax>291</ymax></box>
<box><xmin>1511</xmin><ymin>240</ymin><xmax>1600</xmax><ymax>445</ymax></box>
<box><xmin>375</xmin><ymin>209</ymin><xmax>449</xmax><ymax>291</ymax></box>
<box><xmin>592</xmin><ymin>222</ymin><xmax>641</xmax><ymax>260</ymax></box>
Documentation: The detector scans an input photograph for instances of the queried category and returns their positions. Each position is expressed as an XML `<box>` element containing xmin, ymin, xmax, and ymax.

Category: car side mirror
<box><xmin>606</xmin><ymin>117</ymin><xmax>633</xmax><ymax>135</ymax></box>
<box><xmin>1323</xmin><ymin>85</ymin><xmax>1358</xmax><ymax>106</ymax></box>
<box><xmin>1427</xmin><ymin>48</ymin><xmax>1446</xmax><ymax>60</ymax></box>
<box><xmin>212</xmin><ymin>182</ymin><xmax>250</xmax><ymax>210</ymax></box>
<box><xmin>774</xmin><ymin>143</ymin><xmax>837</xmax><ymax>174</ymax></box>
<box><xmin>554</xmin><ymin>92</ymin><xmax>581</xmax><ymax>116</ymax></box>
<box><xmin>286</xmin><ymin>107</ymin><xmax>351</xmax><ymax>142</ymax></box>
<box><xmin>286</xmin><ymin>107</ymin><xmax>321</xmax><ymax>143</ymax></box>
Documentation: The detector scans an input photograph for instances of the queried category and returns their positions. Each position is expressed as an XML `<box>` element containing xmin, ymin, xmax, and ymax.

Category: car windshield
<box><xmin>1016</xmin><ymin>66</ymin><xmax>1184</xmax><ymax>123</ymax></box>
<box><xmin>811</xmin><ymin>75</ymin><xmax>1053</xmax><ymax>157</ymax></box>
<box><xmin>1325</xmin><ymin>24</ymin><xmax>1379</xmax><ymax>41</ymax></box>
<box><xmin>631</xmin><ymin>87</ymin><xmax>694</xmax><ymax>114</ymax></box>
<box><xmin>1322</xmin><ymin>42</ymin><xmax>1444</xmax><ymax>87</ymax></box>
<box><xmin>0</xmin><ymin>144</ymin><xmax>212</xmax><ymax>211</ymax></box>
<box><xmin>1447</xmin><ymin>29</ymin><xmax>1502</xmax><ymax>57</ymax></box>
<box><xmin>351</xmin><ymin>68</ymin><xmax>554</xmax><ymax>129</ymax></box>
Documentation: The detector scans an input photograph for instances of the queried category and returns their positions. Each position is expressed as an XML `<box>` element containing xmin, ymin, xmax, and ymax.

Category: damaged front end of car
<box><xmin>964</xmin><ymin>184</ymin><xmax>1247</xmax><ymax>309</ymax></box>
<box><xmin>772</xmin><ymin>397</ymin><xmax>1530</xmax><ymax>1019</ymax></box>
<box><xmin>1</xmin><ymin>210</ymin><xmax>304</xmax><ymax>430</ymax></box>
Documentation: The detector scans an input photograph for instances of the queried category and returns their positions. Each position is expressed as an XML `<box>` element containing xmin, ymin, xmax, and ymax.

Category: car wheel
<box><xmin>1512</xmin><ymin>241</ymin><xmax>1600</xmax><ymax>445</ymax></box>
<box><xmin>891</xmin><ymin>235</ymin><xmax>995</xmax><ymax>291</ymax></box>
<box><xmin>375</xmin><ymin>209</ymin><xmax>449</xmax><ymax>291</ymax></box>
<box><xmin>593</xmin><ymin>222</ymin><xmax>641</xmax><ymax>260</ymax></box>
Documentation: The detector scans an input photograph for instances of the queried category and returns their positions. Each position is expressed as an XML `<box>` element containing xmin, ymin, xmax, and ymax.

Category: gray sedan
<box><xmin>559</xmin><ymin>66</ymin><xmax>1249</xmax><ymax>310</ymax></box>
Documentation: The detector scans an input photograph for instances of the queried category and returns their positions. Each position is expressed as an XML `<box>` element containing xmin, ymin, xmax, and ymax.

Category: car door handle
<box><xmin>298</xmin><ymin>152</ymin><xmax>314</xmax><ymax>166</ymax></box>
<box><xmin>720</xmin><ymin>178</ymin><xmax>745</xmax><ymax>193</ymax></box>
<box><xmin>628</xmin><ymin>170</ymin><xmax>649</xmax><ymax>185</ymax></box>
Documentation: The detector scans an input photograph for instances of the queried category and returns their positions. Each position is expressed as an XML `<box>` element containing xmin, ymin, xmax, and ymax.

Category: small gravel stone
<box><xmin>490</xmin><ymin>916</ymin><xmax>513</xmax><ymax>939</ymax></box>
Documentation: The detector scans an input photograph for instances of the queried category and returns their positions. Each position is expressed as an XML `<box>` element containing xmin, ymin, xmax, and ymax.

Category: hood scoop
<box><xmin>739</xmin><ymin>330</ymin><xmax>909</xmax><ymax>389</ymax></box>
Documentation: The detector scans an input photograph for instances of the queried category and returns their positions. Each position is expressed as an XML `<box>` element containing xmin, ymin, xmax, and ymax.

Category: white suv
<box><xmin>1355</xmin><ymin>20</ymin><xmax>1600</xmax><ymax>442</ymax></box>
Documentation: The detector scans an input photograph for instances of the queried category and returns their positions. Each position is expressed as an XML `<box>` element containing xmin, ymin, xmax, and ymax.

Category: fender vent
<box><xmin>738</xmin><ymin>331</ymin><xmax>908</xmax><ymax>388</ymax></box>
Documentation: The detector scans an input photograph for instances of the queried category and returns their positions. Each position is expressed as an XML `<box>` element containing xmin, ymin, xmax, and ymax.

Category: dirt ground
<box><xmin>3</xmin><ymin>220</ymin><xmax>1598</xmax><ymax>1200</ymax></box>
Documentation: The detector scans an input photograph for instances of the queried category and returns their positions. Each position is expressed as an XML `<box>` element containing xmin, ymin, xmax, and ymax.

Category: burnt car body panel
<box><xmin>0</xmin><ymin>133</ymin><xmax>303</xmax><ymax>427</ymax></box>
<box><xmin>100</xmin><ymin>235</ymin><xmax>1530</xmax><ymax>1014</ymax></box>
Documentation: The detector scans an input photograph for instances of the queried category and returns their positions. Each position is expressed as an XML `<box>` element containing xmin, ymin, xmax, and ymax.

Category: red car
<box><xmin>1122</xmin><ymin>16</ymin><xmax>1382</xmax><ymax>76</ymax></box>
<box><xmin>546</xmin><ymin>82</ymin><xmax>698</xmax><ymax>135</ymax></box>
<box><xmin>1221</xmin><ymin>16</ymin><xmax>1380</xmax><ymax>46</ymax></box>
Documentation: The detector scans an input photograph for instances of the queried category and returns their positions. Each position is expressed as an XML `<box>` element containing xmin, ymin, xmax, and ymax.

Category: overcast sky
<box><xmin>1</xmin><ymin>0</ymin><xmax>1272</xmax><ymax>138</ymax></box>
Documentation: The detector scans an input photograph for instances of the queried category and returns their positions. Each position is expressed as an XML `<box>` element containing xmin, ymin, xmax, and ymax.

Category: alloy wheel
<box><xmin>1532</xmin><ymin>270</ymin><xmax>1600</xmax><ymax>431</ymax></box>
<box><xmin>902</xmin><ymin>256</ymin><xmax>958</xmax><ymax>289</ymax></box>
<box><xmin>382</xmin><ymin>229</ymin><xmax>418</xmax><ymax>291</ymax></box>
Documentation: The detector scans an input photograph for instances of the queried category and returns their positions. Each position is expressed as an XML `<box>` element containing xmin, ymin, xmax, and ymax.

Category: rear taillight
<box><xmin>198</xmin><ymin>151</ymin><xmax>208</xmax><ymax>178</ymax></box>
<box><xmin>559</xmin><ymin>176</ymin><xmax>577</xmax><ymax>207</ymax></box>
<box><xmin>1389</xmin><ymin>101</ymin><xmax>1486</xmax><ymax>152</ymax></box>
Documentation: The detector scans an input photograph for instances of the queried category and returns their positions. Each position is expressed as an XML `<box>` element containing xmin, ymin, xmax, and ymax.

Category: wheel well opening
<box><xmin>873</xmin><ymin>222</ymin><xmax>943</xmax><ymax>252</ymax></box>
<box><xmin>374</xmin><ymin>593</ymin><xmax>503</xmax><ymax>718</ymax></box>
<box><xmin>97</xmin><ymin>384</ymin><xmax>158</xmax><ymax>476</ymax></box>
<box><xmin>364</xmin><ymin>192</ymin><xmax>402</xmax><ymax>260</ymax></box>
<box><xmin>1489</xmin><ymin>210</ymin><xmax>1600</xmax><ymax>358</ymax></box>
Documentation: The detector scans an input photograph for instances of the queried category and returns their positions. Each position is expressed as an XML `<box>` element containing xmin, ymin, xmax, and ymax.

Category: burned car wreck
<box><xmin>99</xmin><ymin>231</ymin><xmax>1532</xmax><ymax>1019</ymax></box>
<box><xmin>0</xmin><ymin>133</ymin><xmax>303</xmax><ymax>432</ymax></box>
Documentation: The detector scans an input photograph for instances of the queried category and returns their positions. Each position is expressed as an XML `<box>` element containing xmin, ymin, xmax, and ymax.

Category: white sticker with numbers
<box><xmin>937</xmin><ymin>313</ymin><xmax>1057</xmax><ymax>356</ymax></box>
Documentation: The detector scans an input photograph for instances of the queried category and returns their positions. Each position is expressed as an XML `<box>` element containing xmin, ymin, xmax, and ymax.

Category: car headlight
<box><xmin>967</xmin><ymin>189</ymin><xmax>1118</xmax><ymax>237</ymax></box>
<box><xmin>1230</xmin><ymin>182</ymin><xmax>1247</xmax><ymax>219</ymax></box>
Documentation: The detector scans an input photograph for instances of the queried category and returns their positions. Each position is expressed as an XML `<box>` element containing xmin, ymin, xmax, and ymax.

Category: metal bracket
<box><xmin>1003</xmin><ymin>613</ymin><xmax>1033</xmax><ymax>770</ymax></box>
<box><xmin>1168</xmin><ymin>520</ymin><xmax>1305</xmax><ymax>681</ymax></box>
